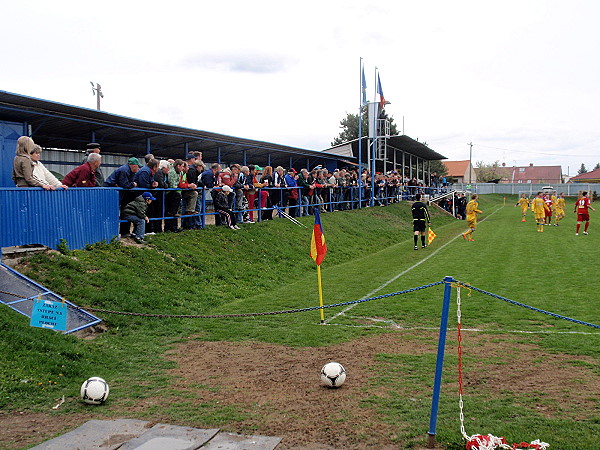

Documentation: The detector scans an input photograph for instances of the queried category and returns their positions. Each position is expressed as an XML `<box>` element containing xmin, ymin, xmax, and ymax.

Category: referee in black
<box><xmin>411</xmin><ymin>193</ymin><xmax>431</xmax><ymax>250</ymax></box>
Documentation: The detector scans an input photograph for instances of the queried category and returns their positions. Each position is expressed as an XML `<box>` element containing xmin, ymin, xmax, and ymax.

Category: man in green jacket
<box><xmin>121</xmin><ymin>192</ymin><xmax>155</xmax><ymax>243</ymax></box>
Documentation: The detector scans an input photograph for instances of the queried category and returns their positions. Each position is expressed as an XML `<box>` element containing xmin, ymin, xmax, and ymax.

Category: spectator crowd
<box><xmin>12</xmin><ymin>136</ymin><xmax>449</xmax><ymax>242</ymax></box>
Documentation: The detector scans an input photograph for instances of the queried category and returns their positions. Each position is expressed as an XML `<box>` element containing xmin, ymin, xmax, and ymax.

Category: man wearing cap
<box><xmin>134</xmin><ymin>159</ymin><xmax>160</xmax><ymax>233</ymax></box>
<box><xmin>104</xmin><ymin>157</ymin><xmax>142</xmax><ymax>236</ymax></box>
<box><xmin>121</xmin><ymin>192</ymin><xmax>155</xmax><ymax>243</ymax></box>
<box><xmin>211</xmin><ymin>185</ymin><xmax>240</xmax><ymax>229</ymax></box>
<box><xmin>82</xmin><ymin>143</ymin><xmax>105</xmax><ymax>186</ymax></box>
<box><xmin>104</xmin><ymin>157</ymin><xmax>141</xmax><ymax>189</ymax></box>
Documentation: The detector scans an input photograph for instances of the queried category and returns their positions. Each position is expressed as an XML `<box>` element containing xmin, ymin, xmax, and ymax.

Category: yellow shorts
<box><xmin>534</xmin><ymin>212</ymin><xmax>545</xmax><ymax>220</ymax></box>
<box><xmin>467</xmin><ymin>219</ymin><xmax>477</xmax><ymax>229</ymax></box>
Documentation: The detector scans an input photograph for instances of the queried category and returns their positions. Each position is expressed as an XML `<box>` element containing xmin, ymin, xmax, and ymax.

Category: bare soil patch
<box><xmin>0</xmin><ymin>331</ymin><xmax>597</xmax><ymax>449</ymax></box>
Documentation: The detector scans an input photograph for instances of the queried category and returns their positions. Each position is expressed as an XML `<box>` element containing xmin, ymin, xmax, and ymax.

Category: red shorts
<box><xmin>545</xmin><ymin>210</ymin><xmax>552</xmax><ymax>217</ymax></box>
<box><xmin>577</xmin><ymin>213</ymin><xmax>590</xmax><ymax>222</ymax></box>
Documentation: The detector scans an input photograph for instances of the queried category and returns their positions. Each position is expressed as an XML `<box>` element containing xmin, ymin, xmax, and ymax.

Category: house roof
<box><xmin>570</xmin><ymin>167</ymin><xmax>600</xmax><ymax>181</ymax></box>
<box><xmin>443</xmin><ymin>160</ymin><xmax>471</xmax><ymax>176</ymax></box>
<box><xmin>510</xmin><ymin>165</ymin><xmax>562</xmax><ymax>183</ymax></box>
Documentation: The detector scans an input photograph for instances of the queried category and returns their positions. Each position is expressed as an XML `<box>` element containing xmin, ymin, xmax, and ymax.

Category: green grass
<box><xmin>1</xmin><ymin>195</ymin><xmax>598</xmax><ymax>448</ymax></box>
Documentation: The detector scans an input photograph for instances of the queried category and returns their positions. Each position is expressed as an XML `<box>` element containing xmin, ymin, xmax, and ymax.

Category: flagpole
<box><xmin>317</xmin><ymin>265</ymin><xmax>325</xmax><ymax>323</ymax></box>
<box><xmin>371</xmin><ymin>67</ymin><xmax>378</xmax><ymax>207</ymax></box>
<box><xmin>358</xmin><ymin>57</ymin><xmax>363</xmax><ymax>209</ymax></box>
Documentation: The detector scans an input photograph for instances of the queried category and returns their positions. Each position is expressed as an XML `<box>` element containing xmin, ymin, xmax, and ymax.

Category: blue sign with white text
<box><xmin>30</xmin><ymin>299</ymin><xmax>68</xmax><ymax>331</ymax></box>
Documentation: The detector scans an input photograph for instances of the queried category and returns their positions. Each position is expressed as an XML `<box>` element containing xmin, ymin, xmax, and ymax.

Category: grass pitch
<box><xmin>1</xmin><ymin>194</ymin><xmax>598</xmax><ymax>449</ymax></box>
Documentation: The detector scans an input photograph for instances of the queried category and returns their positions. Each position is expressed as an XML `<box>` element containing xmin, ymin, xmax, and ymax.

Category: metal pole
<box><xmin>468</xmin><ymin>142</ymin><xmax>473</xmax><ymax>184</ymax></box>
<box><xmin>358</xmin><ymin>58</ymin><xmax>363</xmax><ymax>209</ymax></box>
<box><xmin>427</xmin><ymin>276</ymin><xmax>454</xmax><ymax>448</ymax></box>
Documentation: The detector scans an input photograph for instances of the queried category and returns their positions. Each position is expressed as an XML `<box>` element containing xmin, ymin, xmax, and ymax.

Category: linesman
<box><xmin>411</xmin><ymin>194</ymin><xmax>431</xmax><ymax>250</ymax></box>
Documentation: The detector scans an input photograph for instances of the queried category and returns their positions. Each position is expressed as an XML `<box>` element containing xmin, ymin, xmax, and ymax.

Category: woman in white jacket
<box><xmin>31</xmin><ymin>145</ymin><xmax>68</xmax><ymax>190</ymax></box>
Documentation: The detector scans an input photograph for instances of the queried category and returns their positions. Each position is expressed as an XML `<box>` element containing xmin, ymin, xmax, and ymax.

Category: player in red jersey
<box><xmin>574</xmin><ymin>191</ymin><xmax>595</xmax><ymax>235</ymax></box>
<box><xmin>543</xmin><ymin>194</ymin><xmax>553</xmax><ymax>225</ymax></box>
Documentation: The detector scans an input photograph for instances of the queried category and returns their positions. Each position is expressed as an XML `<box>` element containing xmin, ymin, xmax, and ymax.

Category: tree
<box><xmin>475</xmin><ymin>160</ymin><xmax>509</xmax><ymax>183</ymax></box>
<box><xmin>594</xmin><ymin>163</ymin><xmax>600</xmax><ymax>170</ymax></box>
<box><xmin>578</xmin><ymin>163</ymin><xmax>588</xmax><ymax>175</ymax></box>
<box><xmin>331</xmin><ymin>108</ymin><xmax>399</xmax><ymax>146</ymax></box>
<box><xmin>428</xmin><ymin>159</ymin><xmax>448</xmax><ymax>178</ymax></box>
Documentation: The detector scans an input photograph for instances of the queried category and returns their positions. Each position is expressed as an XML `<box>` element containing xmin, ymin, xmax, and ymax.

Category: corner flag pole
<box><xmin>317</xmin><ymin>265</ymin><xmax>325</xmax><ymax>323</ymax></box>
<box><xmin>310</xmin><ymin>209</ymin><xmax>328</xmax><ymax>324</ymax></box>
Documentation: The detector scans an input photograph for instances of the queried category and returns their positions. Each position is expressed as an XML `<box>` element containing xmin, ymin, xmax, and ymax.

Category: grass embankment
<box><xmin>1</xmin><ymin>195</ymin><xmax>598</xmax><ymax>449</ymax></box>
<box><xmin>1</xmin><ymin>203</ymin><xmax>457</xmax><ymax>407</ymax></box>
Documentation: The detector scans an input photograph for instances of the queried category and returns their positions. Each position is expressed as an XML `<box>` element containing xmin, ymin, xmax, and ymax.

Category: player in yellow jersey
<box><xmin>515</xmin><ymin>194</ymin><xmax>529</xmax><ymax>222</ymax></box>
<box><xmin>531</xmin><ymin>191</ymin><xmax>549</xmax><ymax>232</ymax></box>
<box><xmin>462</xmin><ymin>194</ymin><xmax>482</xmax><ymax>241</ymax></box>
<box><xmin>553</xmin><ymin>192</ymin><xmax>566</xmax><ymax>226</ymax></box>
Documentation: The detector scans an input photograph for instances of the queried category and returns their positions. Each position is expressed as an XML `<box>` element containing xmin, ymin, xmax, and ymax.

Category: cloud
<box><xmin>183</xmin><ymin>50</ymin><xmax>293</xmax><ymax>74</ymax></box>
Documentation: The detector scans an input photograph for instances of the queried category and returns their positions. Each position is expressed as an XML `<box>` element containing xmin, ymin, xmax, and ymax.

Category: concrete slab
<box><xmin>30</xmin><ymin>418</ymin><xmax>150</xmax><ymax>450</ymax></box>
<box><xmin>202</xmin><ymin>432</ymin><xmax>282</xmax><ymax>450</ymax></box>
<box><xmin>118</xmin><ymin>423</ymin><xmax>219</xmax><ymax>450</ymax></box>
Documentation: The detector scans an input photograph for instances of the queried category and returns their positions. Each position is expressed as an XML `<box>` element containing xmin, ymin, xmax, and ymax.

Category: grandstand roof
<box><xmin>0</xmin><ymin>90</ymin><xmax>352</xmax><ymax>169</ymax></box>
<box><xmin>327</xmin><ymin>136</ymin><xmax>446</xmax><ymax>162</ymax></box>
<box><xmin>570</xmin><ymin>167</ymin><xmax>600</xmax><ymax>182</ymax></box>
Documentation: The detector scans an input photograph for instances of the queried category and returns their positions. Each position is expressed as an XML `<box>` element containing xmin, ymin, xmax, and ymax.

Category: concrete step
<box><xmin>30</xmin><ymin>419</ymin><xmax>281</xmax><ymax>450</ymax></box>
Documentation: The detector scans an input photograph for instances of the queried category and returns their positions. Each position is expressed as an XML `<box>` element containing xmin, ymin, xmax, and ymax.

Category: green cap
<box><xmin>128</xmin><ymin>157</ymin><xmax>141</xmax><ymax>166</ymax></box>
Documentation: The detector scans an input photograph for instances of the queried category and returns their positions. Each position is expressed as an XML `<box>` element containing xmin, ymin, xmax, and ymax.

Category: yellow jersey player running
<box><xmin>462</xmin><ymin>194</ymin><xmax>482</xmax><ymax>241</ymax></box>
<box><xmin>553</xmin><ymin>192</ymin><xmax>566</xmax><ymax>226</ymax></box>
<box><xmin>515</xmin><ymin>194</ymin><xmax>529</xmax><ymax>222</ymax></box>
<box><xmin>531</xmin><ymin>191</ymin><xmax>549</xmax><ymax>232</ymax></box>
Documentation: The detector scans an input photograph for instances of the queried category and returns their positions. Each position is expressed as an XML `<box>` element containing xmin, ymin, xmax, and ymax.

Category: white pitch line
<box><xmin>324</xmin><ymin>204</ymin><xmax>504</xmax><ymax>324</ymax></box>
<box><xmin>325</xmin><ymin>321</ymin><xmax>600</xmax><ymax>335</ymax></box>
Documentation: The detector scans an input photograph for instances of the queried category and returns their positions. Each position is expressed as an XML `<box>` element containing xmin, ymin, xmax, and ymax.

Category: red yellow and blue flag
<box><xmin>310</xmin><ymin>209</ymin><xmax>327</xmax><ymax>266</ymax></box>
<box><xmin>377</xmin><ymin>74</ymin><xmax>386</xmax><ymax>110</ymax></box>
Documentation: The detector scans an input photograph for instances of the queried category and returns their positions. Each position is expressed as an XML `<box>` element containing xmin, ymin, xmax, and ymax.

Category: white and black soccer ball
<box><xmin>80</xmin><ymin>377</ymin><xmax>109</xmax><ymax>404</ymax></box>
<box><xmin>320</xmin><ymin>362</ymin><xmax>346</xmax><ymax>388</ymax></box>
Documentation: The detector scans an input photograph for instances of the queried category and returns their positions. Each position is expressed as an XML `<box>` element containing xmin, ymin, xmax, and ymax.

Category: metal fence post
<box><xmin>427</xmin><ymin>276</ymin><xmax>454</xmax><ymax>448</ymax></box>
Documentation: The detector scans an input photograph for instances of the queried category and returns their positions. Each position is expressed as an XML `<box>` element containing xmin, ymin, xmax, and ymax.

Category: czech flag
<box><xmin>310</xmin><ymin>210</ymin><xmax>327</xmax><ymax>266</ymax></box>
<box><xmin>428</xmin><ymin>228</ymin><xmax>437</xmax><ymax>245</ymax></box>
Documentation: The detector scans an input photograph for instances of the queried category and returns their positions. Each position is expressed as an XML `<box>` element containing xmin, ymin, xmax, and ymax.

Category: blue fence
<box><xmin>1</xmin><ymin>184</ymin><xmax>450</xmax><ymax>252</ymax></box>
<box><xmin>1</xmin><ymin>188</ymin><xmax>119</xmax><ymax>251</ymax></box>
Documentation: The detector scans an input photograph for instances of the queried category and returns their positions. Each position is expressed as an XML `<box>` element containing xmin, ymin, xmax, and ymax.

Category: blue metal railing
<box><xmin>1</xmin><ymin>184</ymin><xmax>447</xmax><ymax>251</ymax></box>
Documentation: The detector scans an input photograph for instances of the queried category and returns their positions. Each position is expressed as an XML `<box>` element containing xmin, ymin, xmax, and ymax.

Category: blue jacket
<box><xmin>134</xmin><ymin>165</ymin><xmax>154</xmax><ymax>189</ymax></box>
<box><xmin>200</xmin><ymin>169</ymin><xmax>217</xmax><ymax>189</ymax></box>
<box><xmin>105</xmin><ymin>164</ymin><xmax>136</xmax><ymax>188</ymax></box>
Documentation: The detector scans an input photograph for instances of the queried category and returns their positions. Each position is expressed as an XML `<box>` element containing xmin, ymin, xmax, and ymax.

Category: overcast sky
<box><xmin>2</xmin><ymin>0</ymin><xmax>598</xmax><ymax>175</ymax></box>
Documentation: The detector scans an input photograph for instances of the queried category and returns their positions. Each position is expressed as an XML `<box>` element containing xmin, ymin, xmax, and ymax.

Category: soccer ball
<box><xmin>320</xmin><ymin>362</ymin><xmax>346</xmax><ymax>388</ymax></box>
<box><xmin>80</xmin><ymin>377</ymin><xmax>109</xmax><ymax>404</ymax></box>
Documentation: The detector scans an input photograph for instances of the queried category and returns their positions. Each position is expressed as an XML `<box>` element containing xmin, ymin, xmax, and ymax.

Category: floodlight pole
<box><xmin>427</xmin><ymin>276</ymin><xmax>454</xmax><ymax>448</ymax></box>
<box><xmin>91</xmin><ymin>82</ymin><xmax>103</xmax><ymax>111</ymax></box>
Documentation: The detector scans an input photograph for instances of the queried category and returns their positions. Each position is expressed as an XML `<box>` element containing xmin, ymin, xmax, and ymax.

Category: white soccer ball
<box><xmin>320</xmin><ymin>362</ymin><xmax>346</xmax><ymax>388</ymax></box>
<box><xmin>80</xmin><ymin>377</ymin><xmax>109</xmax><ymax>404</ymax></box>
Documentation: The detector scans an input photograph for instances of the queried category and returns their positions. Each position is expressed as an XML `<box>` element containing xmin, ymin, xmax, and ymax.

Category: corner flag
<box><xmin>428</xmin><ymin>228</ymin><xmax>437</xmax><ymax>245</ymax></box>
<box><xmin>310</xmin><ymin>209</ymin><xmax>327</xmax><ymax>266</ymax></box>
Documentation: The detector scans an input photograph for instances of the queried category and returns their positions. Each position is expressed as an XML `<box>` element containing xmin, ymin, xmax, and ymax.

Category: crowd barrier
<box><xmin>0</xmin><ymin>184</ymin><xmax>451</xmax><ymax>252</ymax></box>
